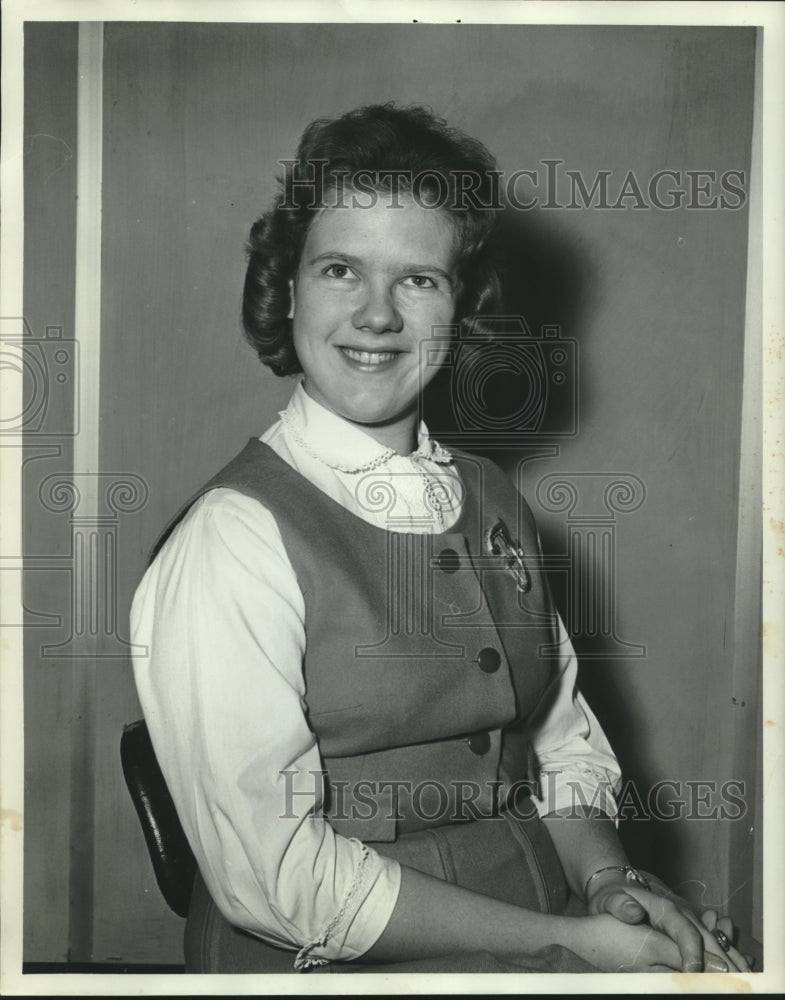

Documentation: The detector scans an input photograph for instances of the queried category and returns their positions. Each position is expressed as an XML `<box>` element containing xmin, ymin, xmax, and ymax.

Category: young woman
<box><xmin>131</xmin><ymin>104</ymin><xmax>745</xmax><ymax>975</ymax></box>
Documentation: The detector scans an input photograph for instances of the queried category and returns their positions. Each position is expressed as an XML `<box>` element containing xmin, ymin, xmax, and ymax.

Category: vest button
<box><xmin>436</xmin><ymin>548</ymin><xmax>460</xmax><ymax>573</ymax></box>
<box><xmin>476</xmin><ymin>647</ymin><xmax>501</xmax><ymax>673</ymax></box>
<box><xmin>468</xmin><ymin>732</ymin><xmax>491</xmax><ymax>756</ymax></box>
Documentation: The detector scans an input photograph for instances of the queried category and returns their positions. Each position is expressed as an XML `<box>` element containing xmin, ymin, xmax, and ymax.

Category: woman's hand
<box><xmin>569</xmin><ymin>913</ymin><xmax>694</xmax><ymax>972</ymax></box>
<box><xmin>586</xmin><ymin>871</ymin><xmax>749</xmax><ymax>972</ymax></box>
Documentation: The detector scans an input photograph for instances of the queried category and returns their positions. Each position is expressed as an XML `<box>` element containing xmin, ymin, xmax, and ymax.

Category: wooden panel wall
<box><xmin>23</xmin><ymin>21</ymin><xmax>759</xmax><ymax>964</ymax></box>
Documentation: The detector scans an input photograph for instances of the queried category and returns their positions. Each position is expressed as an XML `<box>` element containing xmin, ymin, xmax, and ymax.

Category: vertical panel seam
<box><xmin>68</xmin><ymin>20</ymin><xmax>103</xmax><ymax>964</ymax></box>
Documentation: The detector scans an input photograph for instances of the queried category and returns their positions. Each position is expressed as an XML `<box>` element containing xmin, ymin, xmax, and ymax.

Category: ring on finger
<box><xmin>713</xmin><ymin>928</ymin><xmax>732</xmax><ymax>954</ymax></box>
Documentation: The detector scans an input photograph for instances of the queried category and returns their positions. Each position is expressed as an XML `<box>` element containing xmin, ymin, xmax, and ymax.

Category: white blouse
<box><xmin>130</xmin><ymin>382</ymin><xmax>621</xmax><ymax>968</ymax></box>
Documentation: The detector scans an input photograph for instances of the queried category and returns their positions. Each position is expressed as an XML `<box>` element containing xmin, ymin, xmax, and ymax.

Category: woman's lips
<box><xmin>339</xmin><ymin>347</ymin><xmax>402</xmax><ymax>366</ymax></box>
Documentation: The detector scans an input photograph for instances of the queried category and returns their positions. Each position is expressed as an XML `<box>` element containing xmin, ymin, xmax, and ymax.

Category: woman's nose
<box><xmin>351</xmin><ymin>281</ymin><xmax>403</xmax><ymax>334</ymax></box>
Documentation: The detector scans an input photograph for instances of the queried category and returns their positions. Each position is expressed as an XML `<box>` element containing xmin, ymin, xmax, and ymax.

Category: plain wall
<box><xmin>23</xmin><ymin>22</ymin><xmax>78</xmax><ymax>962</ymax></box>
<box><xmin>23</xmin><ymin>21</ymin><xmax>758</xmax><ymax>964</ymax></box>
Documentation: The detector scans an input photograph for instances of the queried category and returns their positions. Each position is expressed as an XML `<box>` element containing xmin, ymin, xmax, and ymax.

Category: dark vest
<box><xmin>153</xmin><ymin>440</ymin><xmax>561</xmax><ymax>843</ymax></box>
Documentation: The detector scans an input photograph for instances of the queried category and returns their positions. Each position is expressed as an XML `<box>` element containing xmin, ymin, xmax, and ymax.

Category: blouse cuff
<box><xmin>533</xmin><ymin>767</ymin><xmax>621</xmax><ymax>822</ymax></box>
<box><xmin>293</xmin><ymin>840</ymin><xmax>401</xmax><ymax>970</ymax></box>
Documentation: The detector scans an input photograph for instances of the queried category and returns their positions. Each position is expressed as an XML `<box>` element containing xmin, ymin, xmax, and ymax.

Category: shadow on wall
<box><xmin>542</xmin><ymin>546</ymin><xmax>686</xmax><ymax>885</ymax></box>
<box><xmin>423</xmin><ymin>207</ymin><xmax>588</xmax><ymax>445</ymax></box>
<box><xmin>425</xmin><ymin>205</ymin><xmax>683</xmax><ymax>885</ymax></box>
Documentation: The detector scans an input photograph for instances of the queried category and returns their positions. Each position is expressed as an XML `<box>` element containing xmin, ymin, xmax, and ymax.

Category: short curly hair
<box><xmin>242</xmin><ymin>104</ymin><xmax>504</xmax><ymax>376</ymax></box>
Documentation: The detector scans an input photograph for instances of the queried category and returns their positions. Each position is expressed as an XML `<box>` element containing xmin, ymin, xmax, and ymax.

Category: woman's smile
<box><xmin>338</xmin><ymin>346</ymin><xmax>405</xmax><ymax>368</ymax></box>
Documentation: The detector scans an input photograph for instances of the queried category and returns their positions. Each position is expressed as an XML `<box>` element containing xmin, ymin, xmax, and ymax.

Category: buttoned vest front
<box><xmin>154</xmin><ymin>440</ymin><xmax>563</xmax><ymax>842</ymax></box>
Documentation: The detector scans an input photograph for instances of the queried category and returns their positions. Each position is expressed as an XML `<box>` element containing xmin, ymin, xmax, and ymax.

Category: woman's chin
<box><xmin>340</xmin><ymin>395</ymin><xmax>414</xmax><ymax>429</ymax></box>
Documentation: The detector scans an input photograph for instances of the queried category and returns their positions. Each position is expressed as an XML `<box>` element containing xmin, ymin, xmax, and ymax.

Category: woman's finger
<box><xmin>700</xmin><ymin>908</ymin><xmax>718</xmax><ymax>932</ymax></box>
<box><xmin>706</xmin><ymin>914</ymin><xmax>749</xmax><ymax>971</ymax></box>
<box><xmin>596</xmin><ymin>888</ymin><xmax>647</xmax><ymax>924</ymax></box>
<box><xmin>683</xmin><ymin>909</ymin><xmax>743</xmax><ymax>972</ymax></box>
<box><xmin>624</xmin><ymin>888</ymin><xmax>707</xmax><ymax>972</ymax></box>
<box><xmin>716</xmin><ymin>915</ymin><xmax>734</xmax><ymax>938</ymax></box>
<box><xmin>725</xmin><ymin>942</ymin><xmax>751</xmax><ymax>973</ymax></box>
<box><xmin>705</xmin><ymin>951</ymin><xmax>732</xmax><ymax>973</ymax></box>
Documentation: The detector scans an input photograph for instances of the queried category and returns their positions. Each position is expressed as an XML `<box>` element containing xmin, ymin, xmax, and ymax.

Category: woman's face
<box><xmin>289</xmin><ymin>194</ymin><xmax>458</xmax><ymax>453</ymax></box>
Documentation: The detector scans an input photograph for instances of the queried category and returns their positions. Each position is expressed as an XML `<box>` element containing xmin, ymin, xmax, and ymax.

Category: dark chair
<box><xmin>120</xmin><ymin>719</ymin><xmax>197</xmax><ymax>918</ymax></box>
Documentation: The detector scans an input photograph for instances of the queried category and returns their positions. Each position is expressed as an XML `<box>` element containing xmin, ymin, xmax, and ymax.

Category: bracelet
<box><xmin>584</xmin><ymin>864</ymin><xmax>650</xmax><ymax>900</ymax></box>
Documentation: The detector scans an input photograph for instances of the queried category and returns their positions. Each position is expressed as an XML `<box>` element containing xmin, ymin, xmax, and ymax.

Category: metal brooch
<box><xmin>485</xmin><ymin>518</ymin><xmax>532</xmax><ymax>594</ymax></box>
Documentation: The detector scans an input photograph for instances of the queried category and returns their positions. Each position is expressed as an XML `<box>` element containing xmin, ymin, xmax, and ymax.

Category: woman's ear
<box><xmin>287</xmin><ymin>280</ymin><xmax>295</xmax><ymax>320</ymax></box>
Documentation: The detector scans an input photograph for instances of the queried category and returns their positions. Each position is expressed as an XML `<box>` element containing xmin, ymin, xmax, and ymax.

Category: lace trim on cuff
<box><xmin>536</xmin><ymin>767</ymin><xmax>621</xmax><ymax>815</ymax></box>
<box><xmin>539</xmin><ymin>764</ymin><xmax>620</xmax><ymax>786</ymax></box>
<box><xmin>293</xmin><ymin>839</ymin><xmax>373</xmax><ymax>971</ymax></box>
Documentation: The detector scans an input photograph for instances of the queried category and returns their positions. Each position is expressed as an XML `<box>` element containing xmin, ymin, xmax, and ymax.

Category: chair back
<box><xmin>121</xmin><ymin>719</ymin><xmax>196</xmax><ymax>918</ymax></box>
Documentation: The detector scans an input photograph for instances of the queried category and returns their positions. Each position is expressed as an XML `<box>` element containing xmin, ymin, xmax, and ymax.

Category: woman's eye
<box><xmin>324</xmin><ymin>264</ymin><xmax>356</xmax><ymax>280</ymax></box>
<box><xmin>402</xmin><ymin>274</ymin><xmax>437</xmax><ymax>289</ymax></box>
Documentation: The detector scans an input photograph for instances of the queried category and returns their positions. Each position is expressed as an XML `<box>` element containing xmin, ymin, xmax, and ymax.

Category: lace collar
<box><xmin>279</xmin><ymin>382</ymin><xmax>453</xmax><ymax>474</ymax></box>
